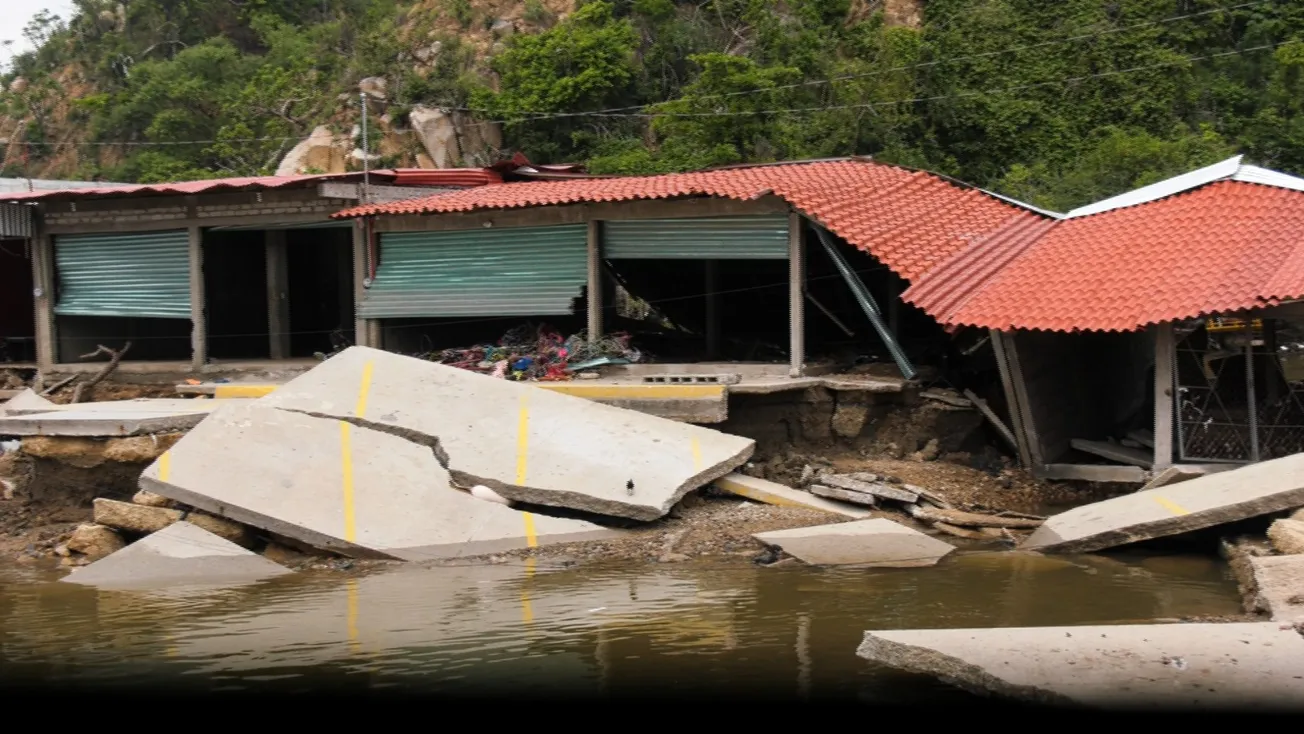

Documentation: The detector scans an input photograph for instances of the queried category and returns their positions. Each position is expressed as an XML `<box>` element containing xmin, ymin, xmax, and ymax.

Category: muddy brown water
<box><xmin>0</xmin><ymin>550</ymin><xmax>1243</xmax><ymax>698</ymax></box>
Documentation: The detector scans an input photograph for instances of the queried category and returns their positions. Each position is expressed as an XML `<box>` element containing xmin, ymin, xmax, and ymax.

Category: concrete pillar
<box><xmin>704</xmin><ymin>259</ymin><xmax>719</xmax><ymax>359</ymax></box>
<box><xmin>351</xmin><ymin>219</ymin><xmax>370</xmax><ymax>348</ymax></box>
<box><xmin>788</xmin><ymin>212</ymin><xmax>805</xmax><ymax>378</ymax></box>
<box><xmin>265</xmin><ymin>230</ymin><xmax>290</xmax><ymax>359</ymax></box>
<box><xmin>32</xmin><ymin>229</ymin><xmax>56</xmax><ymax>370</ymax></box>
<box><xmin>586</xmin><ymin>220</ymin><xmax>602</xmax><ymax>343</ymax></box>
<box><xmin>188</xmin><ymin>225</ymin><xmax>206</xmax><ymax>371</ymax></box>
<box><xmin>1153</xmin><ymin>321</ymin><xmax>1175</xmax><ymax>470</ymax></box>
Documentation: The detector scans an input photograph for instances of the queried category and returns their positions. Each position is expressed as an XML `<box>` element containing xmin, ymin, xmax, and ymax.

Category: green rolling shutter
<box><xmin>359</xmin><ymin>224</ymin><xmax>589</xmax><ymax>319</ymax></box>
<box><xmin>53</xmin><ymin>231</ymin><xmax>191</xmax><ymax>319</ymax></box>
<box><xmin>603</xmin><ymin>216</ymin><xmax>790</xmax><ymax>259</ymax></box>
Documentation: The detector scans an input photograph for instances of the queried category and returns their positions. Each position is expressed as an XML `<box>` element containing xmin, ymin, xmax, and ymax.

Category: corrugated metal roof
<box><xmin>905</xmin><ymin>176</ymin><xmax>1304</xmax><ymax>332</ymax></box>
<box><xmin>0</xmin><ymin>168</ymin><xmax>500</xmax><ymax>203</ymax></box>
<box><xmin>335</xmin><ymin>159</ymin><xmax>1053</xmax><ymax>284</ymax></box>
<box><xmin>0</xmin><ymin>178</ymin><xmax>131</xmax><ymax>193</ymax></box>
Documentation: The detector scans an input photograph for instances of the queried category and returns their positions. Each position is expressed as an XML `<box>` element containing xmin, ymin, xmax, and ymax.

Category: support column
<box><xmin>586</xmin><ymin>220</ymin><xmax>602</xmax><ymax>343</ymax></box>
<box><xmin>788</xmin><ymin>212</ymin><xmax>805</xmax><ymax>378</ymax></box>
<box><xmin>704</xmin><ymin>259</ymin><xmax>719</xmax><ymax>360</ymax></box>
<box><xmin>32</xmin><ymin>230</ymin><xmax>56</xmax><ymax>371</ymax></box>
<box><xmin>188</xmin><ymin>225</ymin><xmax>206</xmax><ymax>371</ymax></box>
<box><xmin>1152</xmin><ymin>321</ymin><xmax>1175</xmax><ymax>470</ymax></box>
<box><xmin>265</xmin><ymin>230</ymin><xmax>290</xmax><ymax>359</ymax></box>
<box><xmin>351</xmin><ymin>219</ymin><xmax>370</xmax><ymax>348</ymax></box>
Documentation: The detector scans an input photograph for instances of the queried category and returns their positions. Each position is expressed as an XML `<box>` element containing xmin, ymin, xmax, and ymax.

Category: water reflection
<box><xmin>0</xmin><ymin>550</ymin><xmax>1242</xmax><ymax>697</ymax></box>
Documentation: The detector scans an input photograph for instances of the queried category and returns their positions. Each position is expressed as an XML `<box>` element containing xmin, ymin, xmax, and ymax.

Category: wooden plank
<box><xmin>1153</xmin><ymin>321</ymin><xmax>1175</xmax><ymax>469</ymax></box>
<box><xmin>921</xmin><ymin>389</ymin><xmax>972</xmax><ymax>408</ymax></box>
<box><xmin>821</xmin><ymin>474</ymin><xmax>919</xmax><ymax>503</ymax></box>
<box><xmin>963</xmin><ymin>388</ymin><xmax>1020</xmax><ymax>453</ymax></box>
<box><xmin>808</xmin><ymin>484</ymin><xmax>876</xmax><ymax>507</ymax></box>
<box><xmin>1070</xmin><ymin>438</ymin><xmax>1154</xmax><ymax>469</ymax></box>
<box><xmin>990</xmin><ymin>330</ymin><xmax>1038</xmax><ymax>468</ymax></box>
<box><xmin>1039</xmin><ymin>463</ymin><xmax>1147</xmax><ymax>483</ymax></box>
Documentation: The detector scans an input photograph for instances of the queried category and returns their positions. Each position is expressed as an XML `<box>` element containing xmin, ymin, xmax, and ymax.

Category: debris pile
<box><xmin>426</xmin><ymin>323</ymin><xmax>645</xmax><ymax>381</ymax></box>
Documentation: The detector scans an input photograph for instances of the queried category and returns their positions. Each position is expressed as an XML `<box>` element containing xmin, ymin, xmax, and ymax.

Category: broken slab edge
<box><xmin>461</xmin><ymin>442</ymin><xmax>755</xmax><ymax>523</ymax></box>
<box><xmin>1021</xmin><ymin>487</ymin><xmax>1304</xmax><ymax>554</ymax></box>
<box><xmin>139</xmin><ymin>475</ymin><xmax>394</xmax><ymax>560</ymax></box>
<box><xmin>387</xmin><ymin>526</ymin><xmax>627</xmax><ymax>561</ymax></box>
<box><xmin>856</xmin><ymin>631</ymin><xmax>1081</xmax><ymax>708</ymax></box>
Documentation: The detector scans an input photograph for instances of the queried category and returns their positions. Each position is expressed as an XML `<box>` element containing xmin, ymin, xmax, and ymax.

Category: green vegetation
<box><xmin>5</xmin><ymin>0</ymin><xmax>1304</xmax><ymax>209</ymax></box>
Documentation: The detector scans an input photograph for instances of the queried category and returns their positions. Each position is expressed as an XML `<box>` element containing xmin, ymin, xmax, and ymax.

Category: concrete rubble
<box><xmin>60</xmin><ymin>521</ymin><xmax>293</xmax><ymax>590</ymax></box>
<box><xmin>0</xmin><ymin>388</ymin><xmax>55</xmax><ymax>417</ymax></box>
<box><xmin>1268</xmin><ymin>518</ymin><xmax>1304</xmax><ymax>555</ymax></box>
<box><xmin>753</xmin><ymin>518</ymin><xmax>955</xmax><ymax>567</ymax></box>
<box><xmin>93</xmin><ymin>498</ymin><xmax>253</xmax><ymax>546</ymax></box>
<box><xmin>1022</xmin><ymin>452</ymin><xmax>1304</xmax><ymax>553</ymax></box>
<box><xmin>713</xmin><ymin>473</ymin><xmax>872</xmax><ymax>519</ymax></box>
<box><xmin>0</xmin><ymin>397</ymin><xmax>244</xmax><ymax>437</ymax></box>
<box><xmin>140</xmin><ymin>401</ymin><xmax>622</xmax><ymax>560</ymax></box>
<box><xmin>256</xmin><ymin>347</ymin><xmax>755</xmax><ymax>521</ymax></box>
<box><xmin>1247</xmin><ymin>554</ymin><xmax>1304</xmax><ymax>623</ymax></box>
<box><xmin>857</xmin><ymin>622</ymin><xmax>1304</xmax><ymax>710</ymax></box>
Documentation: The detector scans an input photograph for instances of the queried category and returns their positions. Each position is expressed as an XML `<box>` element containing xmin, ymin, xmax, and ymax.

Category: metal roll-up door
<box><xmin>359</xmin><ymin>224</ymin><xmax>589</xmax><ymax>319</ymax></box>
<box><xmin>603</xmin><ymin>216</ymin><xmax>789</xmax><ymax>259</ymax></box>
<box><xmin>54</xmin><ymin>230</ymin><xmax>191</xmax><ymax>319</ymax></box>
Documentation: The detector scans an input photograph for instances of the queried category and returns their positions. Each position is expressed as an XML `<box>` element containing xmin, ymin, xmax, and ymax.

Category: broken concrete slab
<box><xmin>713</xmin><ymin>474</ymin><xmax>872</xmax><ymax>519</ymax></box>
<box><xmin>92</xmin><ymin>498</ymin><xmax>252</xmax><ymax>545</ymax></box>
<box><xmin>1070</xmin><ymin>438</ymin><xmax>1153</xmax><ymax>468</ymax></box>
<box><xmin>1</xmin><ymin>397</ymin><xmax>243</xmax><ymax>417</ymax></box>
<box><xmin>753</xmin><ymin>518</ymin><xmax>954</xmax><ymax>567</ymax></box>
<box><xmin>1139</xmin><ymin>465</ymin><xmax>1204</xmax><ymax>491</ymax></box>
<box><xmin>1268</xmin><ymin>518</ymin><xmax>1304</xmax><ymax>555</ymax></box>
<box><xmin>259</xmin><ymin>347</ymin><xmax>754</xmax><ymax>521</ymax></box>
<box><xmin>857</xmin><ymin>622</ymin><xmax>1304</xmax><ymax>710</ymax></box>
<box><xmin>65</xmin><ymin>523</ymin><xmax>125</xmax><ymax>561</ymax></box>
<box><xmin>61</xmin><ymin>521</ymin><xmax>292</xmax><ymax>590</ymax></box>
<box><xmin>1022</xmin><ymin>452</ymin><xmax>1304</xmax><ymax>554</ymax></box>
<box><xmin>0</xmin><ymin>408</ymin><xmax>212</xmax><ymax>437</ymax></box>
<box><xmin>1248</xmin><ymin>555</ymin><xmax>1304</xmax><ymax>623</ymax></box>
<box><xmin>1</xmin><ymin>388</ymin><xmax>55</xmax><ymax>417</ymax></box>
<box><xmin>821</xmin><ymin>474</ymin><xmax>919</xmax><ymax>503</ymax></box>
<box><xmin>808</xmin><ymin>483</ymin><xmax>877</xmax><ymax>507</ymax></box>
<box><xmin>141</xmin><ymin>402</ymin><xmax>621</xmax><ymax>560</ymax></box>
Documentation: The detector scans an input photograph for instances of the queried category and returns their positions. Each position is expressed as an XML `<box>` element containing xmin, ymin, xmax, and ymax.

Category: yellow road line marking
<box><xmin>521</xmin><ymin>557</ymin><xmax>537</xmax><ymax>624</ymax></box>
<box><xmin>158</xmin><ymin>451</ymin><xmax>171</xmax><ymax>482</ymax></box>
<box><xmin>354</xmin><ymin>361</ymin><xmax>374</xmax><ymax>417</ymax></box>
<box><xmin>1152</xmin><ymin>495</ymin><xmax>1189</xmax><ymax>516</ymax></box>
<box><xmin>339</xmin><ymin>360</ymin><xmax>375</xmax><ymax>545</ymax></box>
<box><xmin>516</xmin><ymin>393</ymin><xmax>537</xmax><ymax>546</ymax></box>
<box><xmin>691</xmin><ymin>437</ymin><xmax>702</xmax><ymax>472</ymax></box>
<box><xmin>340</xmin><ymin>423</ymin><xmax>357</xmax><ymax>542</ymax></box>
<box><xmin>213</xmin><ymin>385</ymin><xmax>277</xmax><ymax>398</ymax></box>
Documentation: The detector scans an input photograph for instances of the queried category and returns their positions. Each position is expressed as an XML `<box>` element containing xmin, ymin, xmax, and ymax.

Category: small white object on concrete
<box><xmin>856</xmin><ymin>622</ymin><xmax>1304</xmax><ymax>710</ymax></box>
<box><xmin>259</xmin><ymin>347</ymin><xmax>754</xmax><ymax>521</ymax></box>
<box><xmin>470</xmin><ymin>485</ymin><xmax>511</xmax><ymax>506</ymax></box>
<box><xmin>1022</xmin><ymin>452</ymin><xmax>1304</xmax><ymax>553</ymax></box>
<box><xmin>60</xmin><ymin>521</ymin><xmax>292</xmax><ymax>590</ymax></box>
<box><xmin>142</xmin><ymin>402</ymin><xmax>621</xmax><ymax>560</ymax></box>
<box><xmin>714</xmin><ymin>473</ymin><xmax>872</xmax><ymax>519</ymax></box>
<box><xmin>0</xmin><ymin>388</ymin><xmax>55</xmax><ymax>417</ymax></box>
<box><xmin>753</xmin><ymin>518</ymin><xmax>953</xmax><ymax>567</ymax></box>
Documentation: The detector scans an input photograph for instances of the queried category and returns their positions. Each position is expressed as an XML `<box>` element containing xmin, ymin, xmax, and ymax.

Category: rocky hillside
<box><xmin>3</xmin><ymin>0</ymin><xmax>1304</xmax><ymax>211</ymax></box>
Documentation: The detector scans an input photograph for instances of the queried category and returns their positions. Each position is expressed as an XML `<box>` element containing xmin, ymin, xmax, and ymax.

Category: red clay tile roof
<box><xmin>335</xmin><ymin>159</ymin><xmax>1047</xmax><ymax>282</ymax></box>
<box><xmin>905</xmin><ymin>180</ymin><xmax>1304</xmax><ymax>332</ymax></box>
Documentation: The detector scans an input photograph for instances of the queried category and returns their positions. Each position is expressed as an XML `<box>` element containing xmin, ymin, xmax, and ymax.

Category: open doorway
<box><xmin>203</xmin><ymin>230</ymin><xmax>270</xmax><ymax>360</ymax></box>
<box><xmin>285</xmin><ymin>227</ymin><xmax>353</xmax><ymax>357</ymax></box>
<box><xmin>0</xmin><ymin>237</ymin><xmax>35</xmax><ymax>364</ymax></box>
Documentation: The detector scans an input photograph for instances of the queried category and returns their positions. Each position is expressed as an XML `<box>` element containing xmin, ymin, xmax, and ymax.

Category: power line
<box><xmin>462</xmin><ymin>0</ymin><xmax>1276</xmax><ymax>123</ymax></box>
<box><xmin>7</xmin><ymin>38</ymin><xmax>1290</xmax><ymax>151</ymax></box>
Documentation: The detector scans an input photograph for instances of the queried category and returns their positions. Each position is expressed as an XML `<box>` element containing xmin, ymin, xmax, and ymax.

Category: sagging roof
<box><xmin>334</xmin><ymin>158</ymin><xmax>1052</xmax><ymax>282</ymax></box>
<box><xmin>904</xmin><ymin>156</ymin><xmax>1304</xmax><ymax>332</ymax></box>
<box><xmin>0</xmin><ymin>168</ymin><xmax>503</xmax><ymax>204</ymax></box>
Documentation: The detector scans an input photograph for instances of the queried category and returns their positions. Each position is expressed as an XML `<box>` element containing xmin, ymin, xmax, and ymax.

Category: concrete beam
<box><xmin>188</xmin><ymin>225</ymin><xmax>206</xmax><ymax>371</ymax></box>
<box><xmin>587</xmin><ymin>220</ymin><xmax>602</xmax><ymax>344</ymax></box>
<box><xmin>713</xmin><ymin>474</ymin><xmax>873</xmax><ymax>519</ymax></box>
<box><xmin>1153</xmin><ymin>321</ymin><xmax>1175</xmax><ymax>469</ymax></box>
<box><xmin>754</xmin><ymin>518</ymin><xmax>954</xmax><ymax>567</ymax></box>
<box><xmin>1037</xmin><ymin>463</ymin><xmax>1147</xmax><ymax>483</ymax></box>
<box><xmin>33</xmin><ymin>230</ymin><xmax>56</xmax><ymax>371</ymax></box>
<box><xmin>788</xmin><ymin>212</ymin><xmax>804</xmax><ymax>378</ymax></box>
<box><xmin>1070</xmin><ymin>438</ymin><xmax>1154</xmax><ymax>469</ymax></box>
